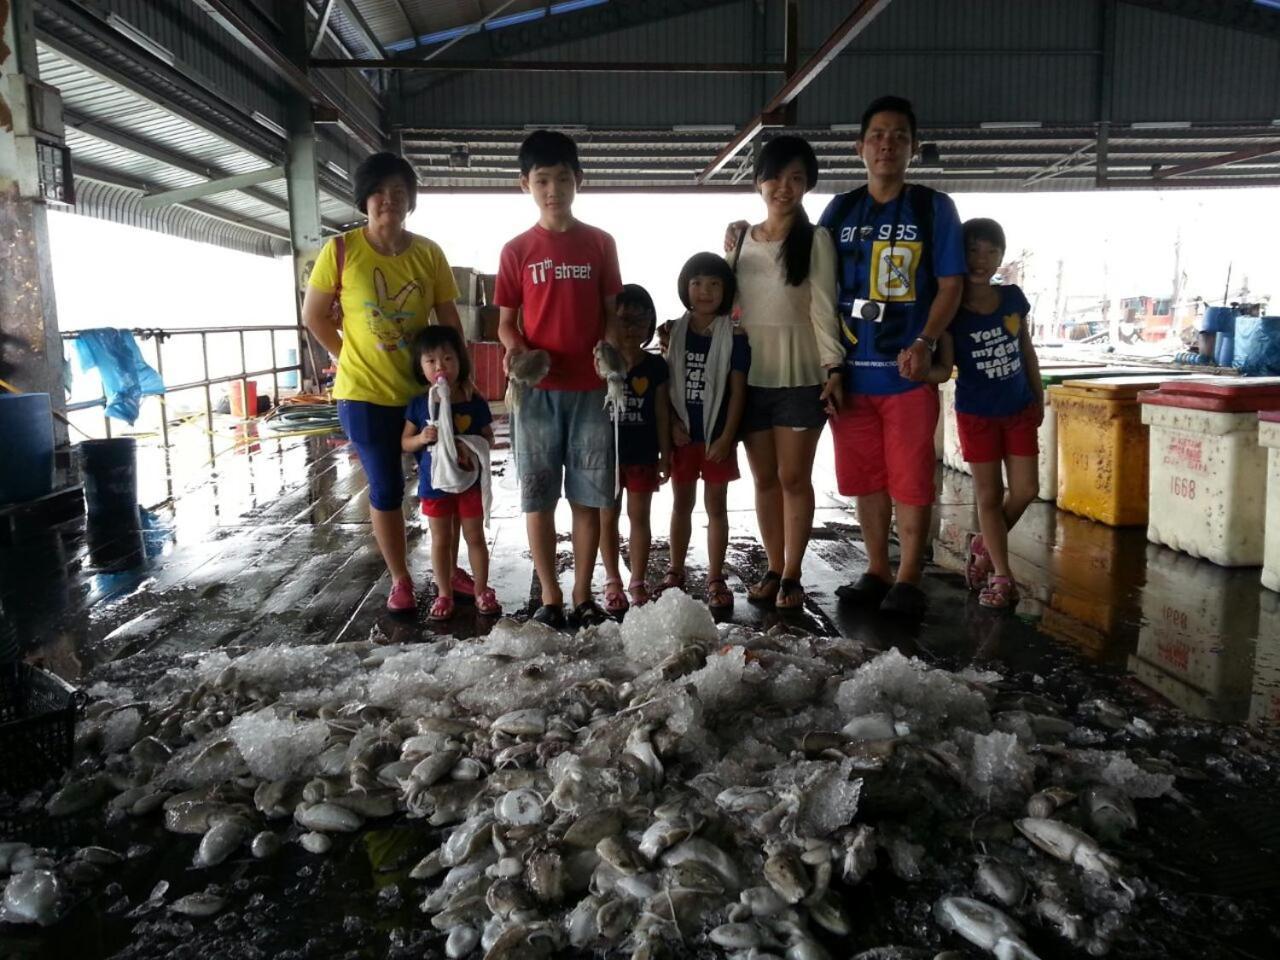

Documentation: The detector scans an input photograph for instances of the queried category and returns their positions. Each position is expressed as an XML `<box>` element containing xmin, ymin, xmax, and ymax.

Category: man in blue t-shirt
<box><xmin>819</xmin><ymin>95</ymin><xmax>965</xmax><ymax>618</ymax></box>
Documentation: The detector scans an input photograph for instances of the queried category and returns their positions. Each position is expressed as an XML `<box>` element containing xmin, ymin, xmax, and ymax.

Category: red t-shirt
<box><xmin>494</xmin><ymin>222</ymin><xmax>623</xmax><ymax>391</ymax></box>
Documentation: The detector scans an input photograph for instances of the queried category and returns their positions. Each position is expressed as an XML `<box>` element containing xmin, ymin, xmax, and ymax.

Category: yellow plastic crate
<box><xmin>1050</xmin><ymin>376</ymin><xmax>1179</xmax><ymax>526</ymax></box>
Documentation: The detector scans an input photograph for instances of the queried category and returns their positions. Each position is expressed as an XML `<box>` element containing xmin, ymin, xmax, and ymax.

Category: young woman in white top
<box><xmin>730</xmin><ymin>136</ymin><xmax>843</xmax><ymax>610</ymax></box>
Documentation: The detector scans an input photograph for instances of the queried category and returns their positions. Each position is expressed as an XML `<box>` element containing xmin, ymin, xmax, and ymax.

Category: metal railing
<box><xmin>60</xmin><ymin>325</ymin><xmax>309</xmax><ymax>448</ymax></box>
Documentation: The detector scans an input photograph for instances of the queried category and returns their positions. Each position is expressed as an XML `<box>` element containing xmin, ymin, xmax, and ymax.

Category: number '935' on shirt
<box><xmin>951</xmin><ymin>284</ymin><xmax>1036</xmax><ymax>417</ymax></box>
<box><xmin>494</xmin><ymin>222</ymin><xmax>623</xmax><ymax>392</ymax></box>
<box><xmin>818</xmin><ymin>186</ymin><xmax>965</xmax><ymax>396</ymax></box>
<box><xmin>309</xmin><ymin>229</ymin><xmax>459</xmax><ymax>407</ymax></box>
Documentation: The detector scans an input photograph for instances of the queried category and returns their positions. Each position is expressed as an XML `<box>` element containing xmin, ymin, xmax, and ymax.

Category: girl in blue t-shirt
<box><xmin>401</xmin><ymin>326</ymin><xmax>499</xmax><ymax>621</ymax></box>
<box><xmin>600</xmin><ymin>285</ymin><xmax>671</xmax><ymax>616</ymax></box>
<box><xmin>949</xmin><ymin>218</ymin><xmax>1043</xmax><ymax>609</ymax></box>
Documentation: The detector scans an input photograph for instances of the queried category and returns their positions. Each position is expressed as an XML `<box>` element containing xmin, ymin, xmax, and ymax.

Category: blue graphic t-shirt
<box><xmin>618</xmin><ymin>352</ymin><xmax>670</xmax><ymax>466</ymax></box>
<box><xmin>952</xmin><ymin>284</ymin><xmax>1036</xmax><ymax>417</ymax></box>
<box><xmin>405</xmin><ymin>392</ymin><xmax>493</xmax><ymax>499</ymax></box>
<box><xmin>682</xmin><ymin>327</ymin><xmax>751</xmax><ymax>444</ymax></box>
<box><xmin>818</xmin><ymin>185</ymin><xmax>965</xmax><ymax>396</ymax></box>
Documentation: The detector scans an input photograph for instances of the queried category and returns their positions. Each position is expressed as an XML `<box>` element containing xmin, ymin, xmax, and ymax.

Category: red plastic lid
<box><xmin>1139</xmin><ymin>385</ymin><xmax>1280</xmax><ymax>413</ymax></box>
<box><xmin>1150</xmin><ymin>376</ymin><xmax>1280</xmax><ymax>398</ymax></box>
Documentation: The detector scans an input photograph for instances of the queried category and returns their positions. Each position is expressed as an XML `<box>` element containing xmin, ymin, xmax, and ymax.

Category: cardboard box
<box><xmin>479</xmin><ymin>306</ymin><xmax>501</xmax><ymax>342</ymax></box>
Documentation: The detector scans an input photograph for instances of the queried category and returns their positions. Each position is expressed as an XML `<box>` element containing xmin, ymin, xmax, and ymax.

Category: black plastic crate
<box><xmin>0</xmin><ymin>662</ymin><xmax>87</xmax><ymax>796</ymax></box>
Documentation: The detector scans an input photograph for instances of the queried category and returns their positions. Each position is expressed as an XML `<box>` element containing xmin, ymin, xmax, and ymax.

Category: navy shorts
<box><xmin>338</xmin><ymin>399</ymin><xmax>407</xmax><ymax>510</ymax></box>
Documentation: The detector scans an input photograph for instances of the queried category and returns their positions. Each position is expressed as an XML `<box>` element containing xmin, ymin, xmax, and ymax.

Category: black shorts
<box><xmin>742</xmin><ymin>384</ymin><xmax>827</xmax><ymax>433</ymax></box>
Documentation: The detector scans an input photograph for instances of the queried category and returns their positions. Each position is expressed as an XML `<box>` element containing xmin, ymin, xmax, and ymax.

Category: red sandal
<box><xmin>602</xmin><ymin>578</ymin><xmax>629</xmax><ymax>616</ymax></box>
<box><xmin>428</xmin><ymin>595</ymin><xmax>455</xmax><ymax>621</ymax></box>
<box><xmin>978</xmin><ymin>575</ymin><xmax>1019</xmax><ymax>610</ymax></box>
<box><xmin>655</xmin><ymin>569</ymin><xmax>686</xmax><ymax>597</ymax></box>
<box><xmin>706</xmin><ymin>577</ymin><xmax>734</xmax><ymax>611</ymax></box>
<box><xmin>628</xmin><ymin>580</ymin><xmax>650</xmax><ymax>606</ymax></box>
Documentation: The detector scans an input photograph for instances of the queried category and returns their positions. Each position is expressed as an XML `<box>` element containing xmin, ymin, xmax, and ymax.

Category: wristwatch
<box><xmin>826</xmin><ymin>366</ymin><xmax>843</xmax><ymax>379</ymax></box>
<box><xmin>914</xmin><ymin>335</ymin><xmax>936</xmax><ymax>350</ymax></box>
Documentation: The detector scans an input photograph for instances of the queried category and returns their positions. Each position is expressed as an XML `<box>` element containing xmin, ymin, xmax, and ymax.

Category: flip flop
<box><xmin>602</xmin><ymin>578</ymin><xmax>629</xmax><ymax>617</ymax></box>
<box><xmin>747</xmin><ymin>570</ymin><xmax>782</xmax><ymax>605</ymax></box>
<box><xmin>775</xmin><ymin>578</ymin><xmax>806</xmax><ymax>610</ymax></box>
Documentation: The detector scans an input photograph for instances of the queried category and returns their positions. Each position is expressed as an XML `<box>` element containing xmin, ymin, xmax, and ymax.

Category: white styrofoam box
<box><xmin>939</xmin><ymin>379</ymin><xmax>969</xmax><ymax>474</ymax></box>
<box><xmin>1141</xmin><ymin>403</ymin><xmax>1269</xmax><ymax>567</ymax></box>
<box><xmin>1131</xmin><ymin>545</ymin><xmax>1259</xmax><ymax>721</ymax></box>
<box><xmin>1036</xmin><ymin>392</ymin><xmax>1057</xmax><ymax>501</ymax></box>
<box><xmin>1252</xmin><ymin>592</ymin><xmax>1280</xmax><ymax>723</ymax></box>
<box><xmin>1259</xmin><ymin>417</ymin><xmax>1280</xmax><ymax>592</ymax></box>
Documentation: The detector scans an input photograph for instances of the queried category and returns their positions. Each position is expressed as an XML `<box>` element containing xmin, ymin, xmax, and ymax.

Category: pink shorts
<box><xmin>956</xmin><ymin>406</ymin><xmax>1040</xmax><ymax>463</ymax></box>
<box><xmin>620</xmin><ymin>463</ymin><xmax>661</xmax><ymax>494</ymax></box>
<box><xmin>830</xmin><ymin>386</ymin><xmax>939</xmax><ymax>506</ymax></box>
<box><xmin>421</xmin><ymin>484</ymin><xmax>483</xmax><ymax>519</ymax></box>
<box><xmin>671</xmin><ymin>442</ymin><xmax>739</xmax><ymax>486</ymax></box>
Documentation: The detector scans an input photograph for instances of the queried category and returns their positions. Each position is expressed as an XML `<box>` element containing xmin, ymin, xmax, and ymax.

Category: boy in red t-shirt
<box><xmin>495</xmin><ymin>130</ymin><xmax>623</xmax><ymax>629</ymax></box>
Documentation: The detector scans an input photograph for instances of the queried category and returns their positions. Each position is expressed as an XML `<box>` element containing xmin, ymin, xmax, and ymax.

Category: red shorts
<box><xmin>956</xmin><ymin>406</ymin><xmax>1040</xmax><ymax>463</ymax></box>
<box><xmin>671</xmin><ymin>442</ymin><xmax>739</xmax><ymax>486</ymax></box>
<box><xmin>830</xmin><ymin>386</ymin><xmax>939</xmax><ymax>506</ymax></box>
<box><xmin>620</xmin><ymin>463</ymin><xmax>661</xmax><ymax>494</ymax></box>
<box><xmin>421</xmin><ymin>484</ymin><xmax>483</xmax><ymax>519</ymax></box>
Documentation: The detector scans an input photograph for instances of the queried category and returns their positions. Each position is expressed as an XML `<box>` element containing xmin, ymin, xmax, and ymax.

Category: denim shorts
<box><xmin>514</xmin><ymin>387</ymin><xmax>614</xmax><ymax>511</ymax></box>
<box><xmin>742</xmin><ymin>384</ymin><xmax>827</xmax><ymax>432</ymax></box>
<box><xmin>337</xmin><ymin>399</ymin><xmax>407</xmax><ymax>510</ymax></box>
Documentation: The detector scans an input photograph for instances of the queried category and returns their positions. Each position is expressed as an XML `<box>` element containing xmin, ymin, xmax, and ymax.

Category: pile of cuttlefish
<box><xmin>1</xmin><ymin>591</ymin><xmax>1196</xmax><ymax>959</ymax></box>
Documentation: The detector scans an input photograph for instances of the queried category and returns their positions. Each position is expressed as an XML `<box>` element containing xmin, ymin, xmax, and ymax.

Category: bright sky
<box><xmin>48</xmin><ymin>185</ymin><xmax>1280</xmax><ymax>338</ymax></box>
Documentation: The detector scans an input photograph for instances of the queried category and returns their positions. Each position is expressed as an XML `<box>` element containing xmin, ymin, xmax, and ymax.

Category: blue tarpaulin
<box><xmin>73</xmin><ymin>329</ymin><xmax>165</xmax><ymax>425</ymax></box>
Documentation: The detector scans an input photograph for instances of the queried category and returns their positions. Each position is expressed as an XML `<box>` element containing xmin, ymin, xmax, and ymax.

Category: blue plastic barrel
<box><xmin>77</xmin><ymin>438</ymin><xmax>138</xmax><ymax>520</ymax></box>
<box><xmin>0</xmin><ymin>393</ymin><xmax>55</xmax><ymax>505</ymax></box>
<box><xmin>1215</xmin><ymin>332</ymin><xmax>1235</xmax><ymax>367</ymax></box>
<box><xmin>1201</xmin><ymin>305</ymin><xmax>1236</xmax><ymax>334</ymax></box>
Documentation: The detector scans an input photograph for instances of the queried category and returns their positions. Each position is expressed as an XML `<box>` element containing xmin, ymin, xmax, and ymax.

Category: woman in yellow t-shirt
<box><xmin>302</xmin><ymin>152</ymin><xmax>463</xmax><ymax>613</ymax></box>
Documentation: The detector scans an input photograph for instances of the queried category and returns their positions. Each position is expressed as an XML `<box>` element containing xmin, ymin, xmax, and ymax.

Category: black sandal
<box><xmin>835</xmin><ymin>573</ymin><xmax>893</xmax><ymax>607</ymax></box>
<box><xmin>775</xmin><ymin>578</ymin><xmax>806</xmax><ymax>610</ymax></box>
<box><xmin>531</xmin><ymin>603</ymin><xmax>566</xmax><ymax>629</ymax></box>
<box><xmin>747</xmin><ymin>570</ymin><xmax>782</xmax><ymax>605</ymax></box>
<box><xmin>568</xmin><ymin>600</ymin><xmax>609</xmax><ymax>630</ymax></box>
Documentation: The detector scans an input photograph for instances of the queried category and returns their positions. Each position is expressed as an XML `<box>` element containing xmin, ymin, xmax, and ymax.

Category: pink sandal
<box><xmin>429</xmin><ymin>595</ymin><xmax>455</xmax><ymax>621</ymax></box>
<box><xmin>602</xmin><ymin>578</ymin><xmax>629</xmax><ymax>617</ymax></box>
<box><xmin>628</xmin><ymin>580</ymin><xmax>650</xmax><ymax>607</ymax></box>
<box><xmin>475</xmin><ymin>588</ymin><xmax>501</xmax><ymax>616</ymax></box>
<box><xmin>979</xmin><ymin>575</ymin><xmax>1019</xmax><ymax>610</ymax></box>
<box><xmin>965</xmin><ymin>533</ymin><xmax>991</xmax><ymax>591</ymax></box>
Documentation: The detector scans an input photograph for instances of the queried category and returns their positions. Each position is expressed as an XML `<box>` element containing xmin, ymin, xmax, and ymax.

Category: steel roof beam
<box><xmin>140</xmin><ymin>166</ymin><xmax>287</xmax><ymax>210</ymax></box>
<box><xmin>311</xmin><ymin>0</ymin><xmax>337</xmax><ymax>57</ymax></box>
<box><xmin>698</xmin><ymin>0</ymin><xmax>895</xmax><ymax>184</ymax></box>
<box><xmin>332</xmin><ymin>0</ymin><xmax>389</xmax><ymax>58</ymax></box>
<box><xmin>190</xmin><ymin>0</ymin><xmax>384</xmax><ymax>152</ymax></box>
<box><xmin>73</xmin><ymin>162</ymin><xmax>291</xmax><ymax>240</ymax></box>
<box><xmin>314</xmin><ymin>57</ymin><xmax>784</xmax><ymax>72</ymax></box>
<box><xmin>1120</xmin><ymin>0</ymin><xmax>1280</xmax><ymax>39</ymax></box>
<box><xmin>1154</xmin><ymin>141</ymin><xmax>1280</xmax><ymax>178</ymax></box>
<box><xmin>63</xmin><ymin>109</ymin><xmax>347</xmax><ymax>229</ymax></box>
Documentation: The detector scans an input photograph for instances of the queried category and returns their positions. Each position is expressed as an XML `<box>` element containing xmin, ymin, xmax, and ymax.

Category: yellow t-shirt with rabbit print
<box><xmin>309</xmin><ymin>228</ymin><xmax>460</xmax><ymax>406</ymax></box>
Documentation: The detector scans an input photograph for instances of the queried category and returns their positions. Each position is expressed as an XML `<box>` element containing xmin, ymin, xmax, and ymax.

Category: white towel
<box><xmin>428</xmin><ymin>378</ymin><xmax>492</xmax><ymax>525</ymax></box>
<box><xmin>666</xmin><ymin>312</ymin><xmax>735</xmax><ymax>443</ymax></box>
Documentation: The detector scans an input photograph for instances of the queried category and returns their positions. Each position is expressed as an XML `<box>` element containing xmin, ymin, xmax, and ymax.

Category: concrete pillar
<box><xmin>0</xmin><ymin>0</ymin><xmax>67</xmax><ymax>442</ymax></box>
<box><xmin>279</xmin><ymin>2</ymin><xmax>329</xmax><ymax>390</ymax></box>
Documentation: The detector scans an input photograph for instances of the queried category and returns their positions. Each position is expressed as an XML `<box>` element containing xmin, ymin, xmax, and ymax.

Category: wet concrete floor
<box><xmin>2</xmin><ymin>416</ymin><xmax>1278</xmax><ymax>958</ymax></box>
<box><xmin>3</xmin><ymin>417</ymin><xmax>1276</xmax><ymax>728</ymax></box>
